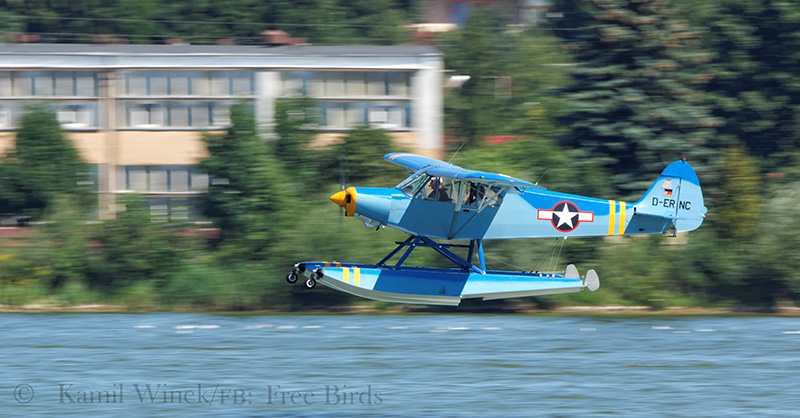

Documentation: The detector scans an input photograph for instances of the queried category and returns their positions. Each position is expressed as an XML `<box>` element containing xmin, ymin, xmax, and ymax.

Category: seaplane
<box><xmin>287</xmin><ymin>153</ymin><xmax>706</xmax><ymax>306</ymax></box>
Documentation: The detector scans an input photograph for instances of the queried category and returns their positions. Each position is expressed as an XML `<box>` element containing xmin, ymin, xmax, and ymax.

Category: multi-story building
<box><xmin>0</xmin><ymin>43</ymin><xmax>443</xmax><ymax>219</ymax></box>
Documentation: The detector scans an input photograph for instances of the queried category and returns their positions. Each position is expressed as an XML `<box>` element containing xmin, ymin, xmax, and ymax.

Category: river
<box><xmin>1</xmin><ymin>313</ymin><xmax>799</xmax><ymax>417</ymax></box>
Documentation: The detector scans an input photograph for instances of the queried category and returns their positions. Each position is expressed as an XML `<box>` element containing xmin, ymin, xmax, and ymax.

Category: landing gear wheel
<box><xmin>286</xmin><ymin>272</ymin><xmax>298</xmax><ymax>284</ymax></box>
<box><xmin>304</xmin><ymin>278</ymin><xmax>317</xmax><ymax>289</ymax></box>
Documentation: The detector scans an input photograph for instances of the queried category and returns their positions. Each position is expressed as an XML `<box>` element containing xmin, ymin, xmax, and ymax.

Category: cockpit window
<box><xmin>397</xmin><ymin>171</ymin><xmax>428</xmax><ymax>197</ymax></box>
<box><xmin>463</xmin><ymin>183</ymin><xmax>479</xmax><ymax>206</ymax></box>
<box><xmin>398</xmin><ymin>174</ymin><xmax>502</xmax><ymax>207</ymax></box>
<box><xmin>422</xmin><ymin>177</ymin><xmax>453</xmax><ymax>202</ymax></box>
<box><xmin>460</xmin><ymin>183</ymin><xmax>503</xmax><ymax>208</ymax></box>
<box><xmin>483</xmin><ymin>185</ymin><xmax>504</xmax><ymax>207</ymax></box>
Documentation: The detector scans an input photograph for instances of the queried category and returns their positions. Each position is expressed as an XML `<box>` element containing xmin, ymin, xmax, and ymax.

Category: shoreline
<box><xmin>2</xmin><ymin>304</ymin><xmax>799</xmax><ymax>315</ymax></box>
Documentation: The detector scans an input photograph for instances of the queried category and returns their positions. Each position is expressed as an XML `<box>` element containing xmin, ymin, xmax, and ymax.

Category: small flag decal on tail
<box><xmin>662</xmin><ymin>179</ymin><xmax>673</xmax><ymax>197</ymax></box>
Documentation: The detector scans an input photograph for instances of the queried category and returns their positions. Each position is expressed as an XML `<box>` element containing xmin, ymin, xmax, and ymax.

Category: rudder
<box><xmin>629</xmin><ymin>160</ymin><xmax>707</xmax><ymax>233</ymax></box>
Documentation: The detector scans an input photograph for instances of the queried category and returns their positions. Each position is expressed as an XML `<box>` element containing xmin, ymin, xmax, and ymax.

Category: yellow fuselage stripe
<box><xmin>608</xmin><ymin>200</ymin><xmax>616</xmax><ymax>235</ymax></box>
<box><xmin>619</xmin><ymin>202</ymin><xmax>626</xmax><ymax>235</ymax></box>
<box><xmin>343</xmin><ymin>267</ymin><xmax>349</xmax><ymax>284</ymax></box>
<box><xmin>354</xmin><ymin>267</ymin><xmax>360</xmax><ymax>286</ymax></box>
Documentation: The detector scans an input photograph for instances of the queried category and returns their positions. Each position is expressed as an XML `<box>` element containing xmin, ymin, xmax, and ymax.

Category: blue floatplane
<box><xmin>287</xmin><ymin>153</ymin><xmax>706</xmax><ymax>306</ymax></box>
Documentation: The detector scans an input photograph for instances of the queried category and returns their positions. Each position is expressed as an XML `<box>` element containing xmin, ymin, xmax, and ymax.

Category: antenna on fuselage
<box><xmin>535</xmin><ymin>168</ymin><xmax>549</xmax><ymax>186</ymax></box>
<box><xmin>448</xmin><ymin>142</ymin><xmax>466</xmax><ymax>165</ymax></box>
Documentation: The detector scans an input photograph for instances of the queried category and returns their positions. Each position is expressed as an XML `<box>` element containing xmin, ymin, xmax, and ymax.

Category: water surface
<box><xmin>1</xmin><ymin>313</ymin><xmax>798</xmax><ymax>417</ymax></box>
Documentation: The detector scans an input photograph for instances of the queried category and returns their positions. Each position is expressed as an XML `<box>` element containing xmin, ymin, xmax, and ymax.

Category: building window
<box><xmin>56</xmin><ymin>102</ymin><xmax>98</xmax><ymax>129</ymax></box>
<box><xmin>387</xmin><ymin>72</ymin><xmax>411</xmax><ymax>97</ymax></box>
<box><xmin>281</xmin><ymin>70</ymin><xmax>310</xmax><ymax>96</ymax></box>
<box><xmin>168</xmin><ymin>103</ymin><xmax>190</xmax><ymax>127</ymax></box>
<box><xmin>323</xmin><ymin>72</ymin><xmax>344</xmax><ymax>97</ymax></box>
<box><xmin>123</xmin><ymin>70</ymin><xmax>254</xmax><ymax>97</ymax></box>
<box><xmin>0</xmin><ymin>72</ymin><xmax>10</xmax><ymax>97</ymax></box>
<box><xmin>0</xmin><ymin>103</ymin><xmax>10</xmax><ymax>129</ymax></box>
<box><xmin>54</xmin><ymin>73</ymin><xmax>75</xmax><ymax>96</ymax></box>
<box><xmin>320</xmin><ymin>101</ymin><xmax>411</xmax><ymax>130</ymax></box>
<box><xmin>168</xmin><ymin>72</ymin><xmax>190</xmax><ymax>96</ymax></box>
<box><xmin>0</xmin><ymin>101</ymin><xmax>98</xmax><ymax>130</ymax></box>
<box><xmin>121</xmin><ymin>165</ymin><xmax>209</xmax><ymax>193</ymax></box>
<box><xmin>148</xmin><ymin>72</ymin><xmax>169</xmax><ymax>96</ymax></box>
<box><xmin>281</xmin><ymin>71</ymin><xmax>413</xmax><ymax>99</ymax></box>
<box><xmin>367</xmin><ymin>72</ymin><xmax>386</xmax><ymax>96</ymax></box>
<box><xmin>33</xmin><ymin>72</ymin><xmax>54</xmax><ymax>96</ymax></box>
<box><xmin>4</xmin><ymin>71</ymin><xmax>98</xmax><ymax>97</ymax></box>
<box><xmin>12</xmin><ymin>73</ymin><xmax>32</xmax><ymax>96</ymax></box>
<box><xmin>144</xmin><ymin>196</ymin><xmax>203</xmax><ymax>221</ymax></box>
<box><xmin>120</xmin><ymin>165</ymin><xmax>208</xmax><ymax>221</ymax></box>
<box><xmin>368</xmin><ymin>103</ymin><xmax>410</xmax><ymax>129</ymax></box>
<box><xmin>190</xmin><ymin>102</ymin><xmax>211</xmax><ymax>126</ymax></box>
<box><xmin>127</xmin><ymin>103</ymin><xmax>165</xmax><ymax>127</ymax></box>
<box><xmin>210</xmin><ymin>102</ymin><xmax>230</xmax><ymax>126</ymax></box>
<box><xmin>123</xmin><ymin>101</ymin><xmax>232</xmax><ymax>128</ymax></box>
<box><xmin>345</xmin><ymin>72</ymin><xmax>366</xmax><ymax>97</ymax></box>
<box><xmin>230</xmin><ymin>71</ymin><xmax>254</xmax><ymax>95</ymax></box>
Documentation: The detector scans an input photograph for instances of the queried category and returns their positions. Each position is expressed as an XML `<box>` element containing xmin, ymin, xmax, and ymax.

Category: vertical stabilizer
<box><xmin>629</xmin><ymin>160</ymin><xmax>707</xmax><ymax>233</ymax></box>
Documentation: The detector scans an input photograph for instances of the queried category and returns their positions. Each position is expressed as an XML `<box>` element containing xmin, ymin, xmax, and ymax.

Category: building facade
<box><xmin>0</xmin><ymin>43</ymin><xmax>443</xmax><ymax>219</ymax></box>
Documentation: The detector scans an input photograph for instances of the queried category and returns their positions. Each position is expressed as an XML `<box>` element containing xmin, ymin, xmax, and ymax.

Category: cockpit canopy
<box><xmin>396</xmin><ymin>171</ymin><xmax>504</xmax><ymax>211</ymax></box>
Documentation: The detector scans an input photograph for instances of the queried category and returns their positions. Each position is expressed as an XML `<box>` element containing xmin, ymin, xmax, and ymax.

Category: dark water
<box><xmin>1</xmin><ymin>313</ymin><xmax>799</xmax><ymax>417</ymax></box>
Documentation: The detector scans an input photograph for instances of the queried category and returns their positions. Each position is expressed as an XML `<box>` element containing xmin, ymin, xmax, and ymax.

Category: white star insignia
<box><xmin>553</xmin><ymin>204</ymin><xmax>576</xmax><ymax>229</ymax></box>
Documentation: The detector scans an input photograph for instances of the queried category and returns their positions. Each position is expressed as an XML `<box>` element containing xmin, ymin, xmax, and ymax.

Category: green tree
<box><xmin>442</xmin><ymin>5</ymin><xmax>576</xmax><ymax>157</ymax></box>
<box><xmin>336</xmin><ymin>125</ymin><xmax>398</xmax><ymax>186</ymax></box>
<box><xmin>442</xmin><ymin>8</ymin><xmax>506</xmax><ymax>143</ymax></box>
<box><xmin>712</xmin><ymin>145</ymin><xmax>762</xmax><ymax>241</ymax></box>
<box><xmin>200</xmin><ymin>103</ymin><xmax>294</xmax><ymax>260</ymax></box>
<box><xmin>273</xmin><ymin>97</ymin><xmax>321</xmax><ymax>186</ymax></box>
<box><xmin>0</xmin><ymin>104</ymin><xmax>90</xmax><ymax>217</ymax></box>
<box><xmin>1</xmin><ymin>0</ymin><xmax>418</xmax><ymax>45</ymax></box>
<box><xmin>687</xmin><ymin>0</ymin><xmax>800</xmax><ymax>168</ymax></box>
<box><xmin>9</xmin><ymin>195</ymin><xmax>96</xmax><ymax>295</ymax></box>
<box><xmin>554</xmin><ymin>0</ymin><xmax>721</xmax><ymax>198</ymax></box>
<box><xmin>87</xmin><ymin>195</ymin><xmax>188</xmax><ymax>289</ymax></box>
<box><xmin>338</xmin><ymin>0</ymin><xmax>411</xmax><ymax>45</ymax></box>
<box><xmin>745</xmin><ymin>182</ymin><xmax>800</xmax><ymax>306</ymax></box>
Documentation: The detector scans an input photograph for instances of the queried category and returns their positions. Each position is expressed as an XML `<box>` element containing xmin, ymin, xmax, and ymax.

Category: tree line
<box><xmin>2</xmin><ymin>0</ymin><xmax>800</xmax><ymax>310</ymax></box>
<box><xmin>0</xmin><ymin>0</ymin><xmax>419</xmax><ymax>45</ymax></box>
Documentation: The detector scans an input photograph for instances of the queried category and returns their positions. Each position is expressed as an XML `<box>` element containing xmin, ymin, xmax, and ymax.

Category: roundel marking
<box><xmin>537</xmin><ymin>201</ymin><xmax>595</xmax><ymax>232</ymax></box>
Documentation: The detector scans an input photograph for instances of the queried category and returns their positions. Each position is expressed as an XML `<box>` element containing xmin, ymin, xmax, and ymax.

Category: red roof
<box><xmin>484</xmin><ymin>135</ymin><xmax>522</xmax><ymax>145</ymax></box>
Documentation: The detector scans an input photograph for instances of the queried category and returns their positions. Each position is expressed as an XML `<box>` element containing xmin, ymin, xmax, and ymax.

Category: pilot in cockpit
<box><xmin>427</xmin><ymin>178</ymin><xmax>451</xmax><ymax>202</ymax></box>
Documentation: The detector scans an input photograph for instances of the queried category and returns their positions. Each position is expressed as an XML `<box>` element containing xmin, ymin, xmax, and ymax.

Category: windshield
<box><xmin>397</xmin><ymin>170</ymin><xmax>428</xmax><ymax>196</ymax></box>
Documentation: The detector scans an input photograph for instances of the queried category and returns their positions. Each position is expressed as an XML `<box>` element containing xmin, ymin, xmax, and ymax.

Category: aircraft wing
<box><xmin>384</xmin><ymin>153</ymin><xmax>453</xmax><ymax>172</ymax></box>
<box><xmin>384</xmin><ymin>153</ymin><xmax>544</xmax><ymax>190</ymax></box>
<box><xmin>426</xmin><ymin>166</ymin><xmax>542</xmax><ymax>189</ymax></box>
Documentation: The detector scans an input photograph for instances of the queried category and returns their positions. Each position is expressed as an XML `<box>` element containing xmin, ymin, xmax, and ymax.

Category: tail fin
<box><xmin>629</xmin><ymin>159</ymin><xmax>707</xmax><ymax>234</ymax></box>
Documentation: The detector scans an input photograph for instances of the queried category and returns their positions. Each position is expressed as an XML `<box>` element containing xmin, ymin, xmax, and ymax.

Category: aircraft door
<box><xmin>449</xmin><ymin>182</ymin><xmax>501</xmax><ymax>239</ymax></box>
<box><xmin>397</xmin><ymin>176</ymin><xmax>456</xmax><ymax>237</ymax></box>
